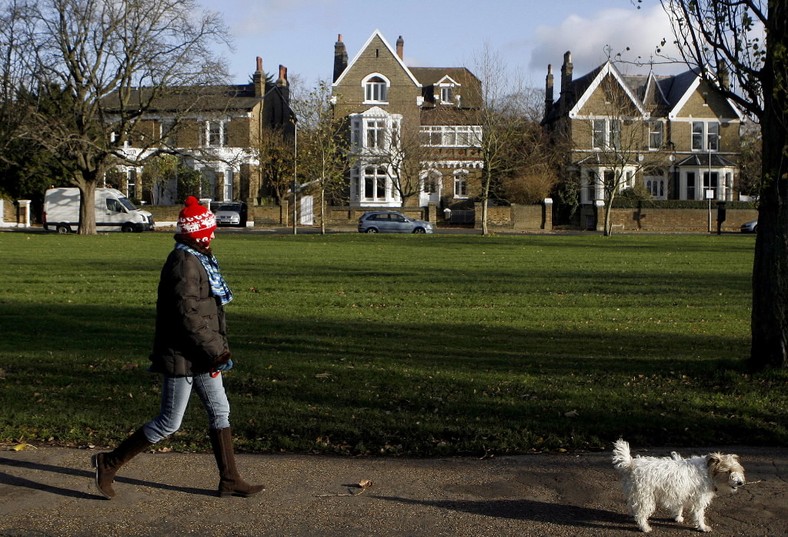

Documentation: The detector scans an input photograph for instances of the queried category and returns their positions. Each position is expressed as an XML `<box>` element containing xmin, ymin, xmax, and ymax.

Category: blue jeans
<box><xmin>142</xmin><ymin>373</ymin><xmax>231</xmax><ymax>443</ymax></box>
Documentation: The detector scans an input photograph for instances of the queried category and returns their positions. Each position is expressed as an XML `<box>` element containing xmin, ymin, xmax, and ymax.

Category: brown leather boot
<box><xmin>208</xmin><ymin>427</ymin><xmax>264</xmax><ymax>497</ymax></box>
<box><xmin>91</xmin><ymin>428</ymin><xmax>152</xmax><ymax>499</ymax></box>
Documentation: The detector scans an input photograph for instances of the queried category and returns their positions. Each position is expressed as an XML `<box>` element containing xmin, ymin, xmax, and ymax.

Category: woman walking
<box><xmin>92</xmin><ymin>196</ymin><xmax>263</xmax><ymax>499</ymax></box>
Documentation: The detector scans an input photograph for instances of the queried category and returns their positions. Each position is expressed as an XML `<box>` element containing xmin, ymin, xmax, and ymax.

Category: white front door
<box><xmin>419</xmin><ymin>171</ymin><xmax>442</xmax><ymax>207</ymax></box>
<box><xmin>300</xmin><ymin>196</ymin><xmax>313</xmax><ymax>225</ymax></box>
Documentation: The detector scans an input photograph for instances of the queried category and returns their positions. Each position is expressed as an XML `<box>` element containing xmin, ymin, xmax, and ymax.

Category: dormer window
<box><xmin>436</xmin><ymin>76</ymin><xmax>460</xmax><ymax>105</ymax></box>
<box><xmin>440</xmin><ymin>85</ymin><xmax>453</xmax><ymax>104</ymax></box>
<box><xmin>363</xmin><ymin>74</ymin><xmax>389</xmax><ymax>103</ymax></box>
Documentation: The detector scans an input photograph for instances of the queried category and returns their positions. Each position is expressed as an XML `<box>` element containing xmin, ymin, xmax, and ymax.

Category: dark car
<box><xmin>357</xmin><ymin>210</ymin><xmax>433</xmax><ymax>234</ymax></box>
<box><xmin>210</xmin><ymin>201</ymin><xmax>248</xmax><ymax>227</ymax></box>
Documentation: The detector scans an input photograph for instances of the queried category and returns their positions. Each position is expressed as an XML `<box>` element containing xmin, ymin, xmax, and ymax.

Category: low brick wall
<box><xmin>606</xmin><ymin>207</ymin><xmax>757</xmax><ymax>233</ymax></box>
<box><xmin>473</xmin><ymin>202</ymin><xmax>550</xmax><ymax>231</ymax></box>
<box><xmin>109</xmin><ymin>202</ymin><xmax>760</xmax><ymax>234</ymax></box>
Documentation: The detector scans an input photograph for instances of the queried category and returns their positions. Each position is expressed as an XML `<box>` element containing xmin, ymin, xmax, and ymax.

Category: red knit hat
<box><xmin>176</xmin><ymin>196</ymin><xmax>216</xmax><ymax>244</ymax></box>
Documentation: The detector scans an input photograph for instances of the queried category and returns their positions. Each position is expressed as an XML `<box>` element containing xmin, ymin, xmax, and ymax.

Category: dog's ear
<box><xmin>707</xmin><ymin>454</ymin><xmax>721</xmax><ymax>468</ymax></box>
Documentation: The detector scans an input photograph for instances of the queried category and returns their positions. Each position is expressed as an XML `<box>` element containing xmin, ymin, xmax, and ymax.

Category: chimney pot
<box><xmin>334</xmin><ymin>33</ymin><xmax>348</xmax><ymax>82</ymax></box>
<box><xmin>396</xmin><ymin>35</ymin><xmax>404</xmax><ymax>60</ymax></box>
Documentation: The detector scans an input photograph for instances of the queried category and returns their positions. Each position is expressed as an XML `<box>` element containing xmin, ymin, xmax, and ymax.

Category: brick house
<box><xmin>542</xmin><ymin>52</ymin><xmax>743</xmax><ymax>230</ymax></box>
<box><xmin>108</xmin><ymin>58</ymin><xmax>294</xmax><ymax>206</ymax></box>
<box><xmin>331</xmin><ymin>31</ymin><xmax>484</xmax><ymax>211</ymax></box>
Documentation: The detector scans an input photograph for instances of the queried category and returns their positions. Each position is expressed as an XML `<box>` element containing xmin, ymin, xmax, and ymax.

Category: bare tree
<box><xmin>590</xmin><ymin>71</ymin><xmax>651</xmax><ymax>236</ymax></box>
<box><xmin>2</xmin><ymin>0</ymin><xmax>230</xmax><ymax>234</ymax></box>
<box><xmin>377</xmin><ymin>118</ymin><xmax>429</xmax><ymax>208</ymax></box>
<box><xmin>655</xmin><ymin>0</ymin><xmax>786</xmax><ymax>370</ymax></box>
<box><xmin>291</xmin><ymin>80</ymin><xmax>352</xmax><ymax>234</ymax></box>
<box><xmin>469</xmin><ymin>44</ymin><xmax>532</xmax><ymax>235</ymax></box>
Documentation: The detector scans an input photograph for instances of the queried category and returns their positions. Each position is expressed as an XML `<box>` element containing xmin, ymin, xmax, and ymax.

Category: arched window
<box><xmin>363</xmin><ymin>74</ymin><xmax>389</xmax><ymax>103</ymax></box>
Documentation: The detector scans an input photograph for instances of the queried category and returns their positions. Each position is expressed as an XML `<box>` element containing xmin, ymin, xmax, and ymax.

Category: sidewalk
<box><xmin>1</xmin><ymin>446</ymin><xmax>785</xmax><ymax>537</ymax></box>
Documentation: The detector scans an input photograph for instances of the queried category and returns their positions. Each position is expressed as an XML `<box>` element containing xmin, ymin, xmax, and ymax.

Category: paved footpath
<box><xmin>1</xmin><ymin>446</ymin><xmax>785</xmax><ymax>537</ymax></box>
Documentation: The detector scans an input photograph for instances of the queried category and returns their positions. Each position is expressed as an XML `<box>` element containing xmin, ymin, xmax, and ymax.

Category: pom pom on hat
<box><xmin>177</xmin><ymin>196</ymin><xmax>216</xmax><ymax>244</ymax></box>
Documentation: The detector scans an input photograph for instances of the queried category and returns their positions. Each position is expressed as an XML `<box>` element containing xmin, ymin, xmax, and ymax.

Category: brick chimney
<box><xmin>253</xmin><ymin>56</ymin><xmax>264</xmax><ymax>98</ymax></box>
<box><xmin>544</xmin><ymin>64</ymin><xmax>554</xmax><ymax>120</ymax></box>
<box><xmin>717</xmin><ymin>62</ymin><xmax>730</xmax><ymax>91</ymax></box>
<box><xmin>277</xmin><ymin>65</ymin><xmax>289</xmax><ymax>102</ymax></box>
<box><xmin>560</xmin><ymin>51</ymin><xmax>573</xmax><ymax>115</ymax></box>
<box><xmin>396</xmin><ymin>35</ymin><xmax>404</xmax><ymax>60</ymax></box>
<box><xmin>333</xmin><ymin>34</ymin><xmax>348</xmax><ymax>82</ymax></box>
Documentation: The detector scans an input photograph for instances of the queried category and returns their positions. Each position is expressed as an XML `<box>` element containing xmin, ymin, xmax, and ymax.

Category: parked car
<box><xmin>357</xmin><ymin>211</ymin><xmax>433</xmax><ymax>234</ymax></box>
<box><xmin>740</xmin><ymin>219</ymin><xmax>758</xmax><ymax>233</ymax></box>
<box><xmin>210</xmin><ymin>201</ymin><xmax>248</xmax><ymax>227</ymax></box>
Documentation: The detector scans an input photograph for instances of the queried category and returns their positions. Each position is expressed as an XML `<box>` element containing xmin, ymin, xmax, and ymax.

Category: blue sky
<box><xmin>199</xmin><ymin>0</ymin><xmax>681</xmax><ymax>89</ymax></box>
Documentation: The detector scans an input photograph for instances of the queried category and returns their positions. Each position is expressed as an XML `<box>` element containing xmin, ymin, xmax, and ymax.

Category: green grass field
<box><xmin>0</xmin><ymin>231</ymin><xmax>784</xmax><ymax>456</ymax></box>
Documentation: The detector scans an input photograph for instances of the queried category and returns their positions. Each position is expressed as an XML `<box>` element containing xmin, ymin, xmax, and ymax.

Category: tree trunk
<box><xmin>75</xmin><ymin>175</ymin><xmax>97</xmax><ymax>235</ymax></box>
<box><xmin>320</xmin><ymin>186</ymin><xmax>326</xmax><ymax>235</ymax></box>
<box><xmin>750</xmin><ymin>94</ymin><xmax>788</xmax><ymax>370</ymax></box>
<box><xmin>604</xmin><ymin>191</ymin><xmax>616</xmax><ymax>237</ymax></box>
<box><xmin>749</xmin><ymin>1</ymin><xmax>787</xmax><ymax>370</ymax></box>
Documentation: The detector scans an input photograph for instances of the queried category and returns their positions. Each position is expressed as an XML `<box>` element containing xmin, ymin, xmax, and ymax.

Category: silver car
<box><xmin>211</xmin><ymin>201</ymin><xmax>248</xmax><ymax>227</ymax></box>
<box><xmin>740</xmin><ymin>219</ymin><xmax>757</xmax><ymax>233</ymax></box>
<box><xmin>357</xmin><ymin>211</ymin><xmax>433</xmax><ymax>234</ymax></box>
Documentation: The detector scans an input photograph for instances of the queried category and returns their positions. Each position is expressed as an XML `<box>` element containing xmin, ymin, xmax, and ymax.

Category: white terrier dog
<box><xmin>612</xmin><ymin>439</ymin><xmax>745</xmax><ymax>533</ymax></box>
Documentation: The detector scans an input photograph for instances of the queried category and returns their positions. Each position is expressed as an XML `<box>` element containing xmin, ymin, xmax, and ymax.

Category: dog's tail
<box><xmin>612</xmin><ymin>438</ymin><xmax>633</xmax><ymax>471</ymax></box>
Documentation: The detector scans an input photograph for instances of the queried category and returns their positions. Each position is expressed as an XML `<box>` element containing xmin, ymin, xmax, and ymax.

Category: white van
<box><xmin>43</xmin><ymin>187</ymin><xmax>154</xmax><ymax>233</ymax></box>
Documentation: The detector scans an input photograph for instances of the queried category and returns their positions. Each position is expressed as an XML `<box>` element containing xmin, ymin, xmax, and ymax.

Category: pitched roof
<box><xmin>542</xmin><ymin>59</ymin><xmax>743</xmax><ymax>125</ymax></box>
<box><xmin>102</xmin><ymin>84</ymin><xmax>263</xmax><ymax>115</ymax></box>
<box><xmin>411</xmin><ymin>67</ymin><xmax>483</xmax><ymax>109</ymax></box>
<box><xmin>333</xmin><ymin>30</ymin><xmax>421</xmax><ymax>88</ymax></box>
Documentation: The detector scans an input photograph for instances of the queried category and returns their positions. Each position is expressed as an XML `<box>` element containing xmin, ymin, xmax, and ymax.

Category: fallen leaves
<box><xmin>315</xmin><ymin>479</ymin><xmax>373</xmax><ymax>497</ymax></box>
<box><xmin>9</xmin><ymin>443</ymin><xmax>37</xmax><ymax>451</ymax></box>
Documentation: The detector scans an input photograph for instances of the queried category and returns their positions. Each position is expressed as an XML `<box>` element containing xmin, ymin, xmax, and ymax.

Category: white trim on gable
<box><xmin>332</xmin><ymin>30</ymin><xmax>421</xmax><ymax>88</ymax></box>
<box><xmin>645</xmin><ymin>72</ymin><xmax>669</xmax><ymax>107</ymax></box>
<box><xmin>668</xmin><ymin>73</ymin><xmax>745</xmax><ymax>121</ymax></box>
<box><xmin>435</xmin><ymin>75</ymin><xmax>461</xmax><ymax>87</ymax></box>
<box><xmin>569</xmin><ymin>61</ymin><xmax>648</xmax><ymax>119</ymax></box>
<box><xmin>668</xmin><ymin>76</ymin><xmax>701</xmax><ymax>120</ymax></box>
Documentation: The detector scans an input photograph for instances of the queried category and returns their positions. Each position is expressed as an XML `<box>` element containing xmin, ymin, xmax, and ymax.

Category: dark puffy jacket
<box><xmin>149</xmin><ymin>245</ymin><xmax>229</xmax><ymax>376</ymax></box>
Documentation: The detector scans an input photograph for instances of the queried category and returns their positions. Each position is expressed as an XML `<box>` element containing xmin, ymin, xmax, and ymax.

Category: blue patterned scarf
<box><xmin>175</xmin><ymin>242</ymin><xmax>234</xmax><ymax>305</ymax></box>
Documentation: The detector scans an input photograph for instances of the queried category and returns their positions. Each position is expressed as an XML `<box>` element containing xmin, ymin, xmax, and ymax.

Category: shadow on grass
<box><xmin>1</xmin><ymin>299</ymin><xmax>780</xmax><ymax>453</ymax></box>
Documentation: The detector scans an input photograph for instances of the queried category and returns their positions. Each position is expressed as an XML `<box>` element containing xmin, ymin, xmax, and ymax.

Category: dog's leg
<box><xmin>673</xmin><ymin>506</ymin><xmax>684</xmax><ymax>524</ymax></box>
<box><xmin>634</xmin><ymin>514</ymin><xmax>653</xmax><ymax>533</ymax></box>
<box><xmin>691</xmin><ymin>507</ymin><xmax>711</xmax><ymax>533</ymax></box>
<box><xmin>631</xmin><ymin>497</ymin><xmax>655</xmax><ymax>533</ymax></box>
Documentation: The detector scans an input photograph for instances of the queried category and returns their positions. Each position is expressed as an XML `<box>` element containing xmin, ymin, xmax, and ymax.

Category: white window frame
<box><xmin>361</xmin><ymin>166</ymin><xmax>389</xmax><ymax>202</ymax></box>
<box><xmin>648</xmin><ymin>121</ymin><xmax>664</xmax><ymax>150</ymax></box>
<box><xmin>126</xmin><ymin>169</ymin><xmax>138</xmax><ymax>200</ymax></box>
<box><xmin>366</xmin><ymin>119</ymin><xmax>387</xmax><ymax>150</ymax></box>
<box><xmin>707</xmin><ymin>122</ymin><xmax>720</xmax><ymax>151</ymax></box>
<box><xmin>645</xmin><ymin>175</ymin><xmax>666</xmax><ymax>200</ymax></box>
<box><xmin>591</xmin><ymin>118</ymin><xmax>621</xmax><ymax>150</ymax></box>
<box><xmin>691</xmin><ymin>121</ymin><xmax>720</xmax><ymax>151</ymax></box>
<box><xmin>453</xmin><ymin>170</ymin><xmax>469</xmax><ymax>198</ymax></box>
<box><xmin>202</xmin><ymin>120</ymin><xmax>225</xmax><ymax>148</ymax></box>
<box><xmin>439</xmin><ymin>85</ymin><xmax>453</xmax><ymax>104</ymax></box>
<box><xmin>608</xmin><ymin>120</ymin><xmax>621</xmax><ymax>149</ymax></box>
<box><xmin>582</xmin><ymin>165</ymin><xmax>638</xmax><ymax>204</ymax></box>
<box><xmin>222</xmin><ymin>169</ymin><xmax>233</xmax><ymax>201</ymax></box>
<box><xmin>362</xmin><ymin>73</ymin><xmax>390</xmax><ymax>104</ymax></box>
<box><xmin>349</xmin><ymin>110</ymin><xmax>401</xmax><ymax>154</ymax></box>
<box><xmin>419</xmin><ymin>125</ymin><xmax>482</xmax><ymax>148</ymax></box>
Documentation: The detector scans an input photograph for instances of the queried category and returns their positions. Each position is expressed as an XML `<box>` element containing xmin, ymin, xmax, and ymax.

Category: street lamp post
<box><xmin>293</xmin><ymin>122</ymin><xmax>298</xmax><ymax>235</ymax></box>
